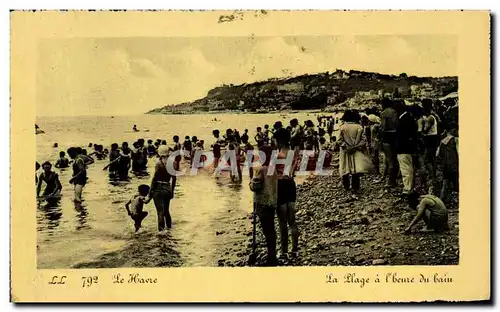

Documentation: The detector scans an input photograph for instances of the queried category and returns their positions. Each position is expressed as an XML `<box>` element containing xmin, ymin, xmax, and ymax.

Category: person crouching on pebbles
<box><xmin>125</xmin><ymin>184</ymin><xmax>151</xmax><ymax>232</ymax></box>
<box><xmin>148</xmin><ymin>145</ymin><xmax>176</xmax><ymax>231</ymax></box>
<box><xmin>404</xmin><ymin>193</ymin><xmax>449</xmax><ymax>234</ymax></box>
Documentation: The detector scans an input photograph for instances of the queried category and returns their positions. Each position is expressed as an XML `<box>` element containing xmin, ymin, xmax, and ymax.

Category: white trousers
<box><xmin>397</xmin><ymin>154</ymin><xmax>414</xmax><ymax>194</ymax></box>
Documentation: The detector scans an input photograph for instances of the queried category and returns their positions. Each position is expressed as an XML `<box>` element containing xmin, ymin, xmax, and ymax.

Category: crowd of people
<box><xmin>35</xmin><ymin>96</ymin><xmax>458</xmax><ymax>266</ymax></box>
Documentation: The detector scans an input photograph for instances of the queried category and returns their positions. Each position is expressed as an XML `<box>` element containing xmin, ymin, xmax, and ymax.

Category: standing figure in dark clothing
<box><xmin>379</xmin><ymin>98</ymin><xmax>399</xmax><ymax>187</ymax></box>
<box><xmin>55</xmin><ymin>151</ymin><xmax>70</xmax><ymax>169</ymax></box>
<box><xmin>37</xmin><ymin>161</ymin><xmax>62</xmax><ymax>206</ymax></box>
<box><xmin>422</xmin><ymin>99</ymin><xmax>439</xmax><ymax>194</ymax></box>
<box><xmin>395</xmin><ymin>101</ymin><xmax>417</xmax><ymax>195</ymax></box>
<box><xmin>107</xmin><ymin>143</ymin><xmax>121</xmax><ymax>179</ymax></box>
<box><xmin>183</xmin><ymin>136</ymin><xmax>193</xmax><ymax>160</ymax></box>
<box><xmin>148</xmin><ymin>146</ymin><xmax>176</xmax><ymax>231</ymax></box>
<box><xmin>147</xmin><ymin>139</ymin><xmax>157</xmax><ymax>157</ymax></box>
<box><xmin>437</xmin><ymin>123</ymin><xmax>459</xmax><ymax>203</ymax></box>
<box><xmin>68</xmin><ymin>147</ymin><xmax>87</xmax><ymax>203</ymax></box>
<box><xmin>241</xmin><ymin>129</ymin><xmax>249</xmax><ymax>144</ymax></box>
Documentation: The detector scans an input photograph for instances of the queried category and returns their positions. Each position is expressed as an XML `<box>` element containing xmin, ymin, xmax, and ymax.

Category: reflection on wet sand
<box><xmin>74</xmin><ymin>202</ymin><xmax>90</xmax><ymax>231</ymax></box>
<box><xmin>73</xmin><ymin>231</ymin><xmax>182</xmax><ymax>268</ymax></box>
<box><xmin>37</xmin><ymin>201</ymin><xmax>62</xmax><ymax>233</ymax></box>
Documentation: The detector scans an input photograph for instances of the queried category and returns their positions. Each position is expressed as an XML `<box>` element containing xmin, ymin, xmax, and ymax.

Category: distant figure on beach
<box><xmin>36</xmin><ymin>161</ymin><xmax>62</xmax><ymax>206</ymax></box>
<box><xmin>255</xmin><ymin>127</ymin><xmax>264</xmax><ymax>146</ymax></box>
<box><xmin>55</xmin><ymin>151</ymin><xmax>70</xmax><ymax>169</ymax></box>
<box><xmin>147</xmin><ymin>139</ymin><xmax>157</xmax><ymax>157</ymax></box>
<box><xmin>118</xmin><ymin>144</ymin><xmax>132</xmax><ymax>180</ymax></box>
<box><xmin>133</xmin><ymin>125</ymin><xmax>139</xmax><ymax>132</ymax></box>
<box><xmin>211</xmin><ymin>130</ymin><xmax>224</xmax><ymax>168</ymax></box>
<box><xmin>35</xmin><ymin>124</ymin><xmax>44</xmax><ymax>134</ymax></box>
<box><xmin>274</xmin><ymin>127</ymin><xmax>299</xmax><ymax>260</ymax></box>
<box><xmin>183</xmin><ymin>136</ymin><xmax>193</xmax><ymax>160</ymax></box>
<box><xmin>103</xmin><ymin>143</ymin><xmax>131</xmax><ymax>180</ymax></box>
<box><xmin>107</xmin><ymin>143</ymin><xmax>121</xmax><ymax>179</ymax></box>
<box><xmin>405</xmin><ymin>193</ymin><xmax>449</xmax><ymax>234</ymax></box>
<box><xmin>81</xmin><ymin>149</ymin><xmax>95</xmax><ymax>166</ymax></box>
<box><xmin>68</xmin><ymin>147</ymin><xmax>87</xmax><ymax>204</ymax></box>
<box><xmin>53</xmin><ymin>143</ymin><xmax>58</xmax><ymax>148</ymax></box>
<box><xmin>36</xmin><ymin>162</ymin><xmax>40</xmax><ymax>184</ymax></box>
<box><xmin>338</xmin><ymin>110</ymin><xmax>371</xmax><ymax>196</ymax></box>
<box><xmin>125</xmin><ymin>184</ymin><xmax>151</xmax><ymax>232</ymax></box>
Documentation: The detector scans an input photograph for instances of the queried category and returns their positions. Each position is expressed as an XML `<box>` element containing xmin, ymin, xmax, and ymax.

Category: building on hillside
<box><xmin>277</xmin><ymin>82</ymin><xmax>305</xmax><ymax>92</ymax></box>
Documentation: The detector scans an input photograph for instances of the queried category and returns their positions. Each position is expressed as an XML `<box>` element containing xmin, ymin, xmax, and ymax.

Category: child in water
<box><xmin>36</xmin><ymin>161</ymin><xmax>41</xmax><ymax>184</ymax></box>
<box><xmin>183</xmin><ymin>136</ymin><xmax>193</xmax><ymax>159</ymax></box>
<box><xmin>36</xmin><ymin>161</ymin><xmax>62</xmax><ymax>205</ymax></box>
<box><xmin>319</xmin><ymin>136</ymin><xmax>333</xmax><ymax>169</ymax></box>
<box><xmin>125</xmin><ymin>184</ymin><xmax>151</xmax><ymax>232</ymax></box>
<box><xmin>55</xmin><ymin>151</ymin><xmax>70</xmax><ymax>169</ymax></box>
<box><xmin>147</xmin><ymin>139</ymin><xmax>156</xmax><ymax>157</ymax></box>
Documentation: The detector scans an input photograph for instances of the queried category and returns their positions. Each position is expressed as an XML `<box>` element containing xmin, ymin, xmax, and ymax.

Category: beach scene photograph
<box><xmin>35</xmin><ymin>34</ymin><xmax>459</xmax><ymax>269</ymax></box>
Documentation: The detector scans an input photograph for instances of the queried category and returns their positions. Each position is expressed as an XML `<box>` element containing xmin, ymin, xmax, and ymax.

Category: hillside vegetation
<box><xmin>147</xmin><ymin>69</ymin><xmax>458</xmax><ymax>114</ymax></box>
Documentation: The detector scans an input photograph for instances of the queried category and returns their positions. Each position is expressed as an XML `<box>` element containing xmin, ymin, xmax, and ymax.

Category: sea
<box><xmin>35</xmin><ymin>112</ymin><xmax>342</xmax><ymax>268</ymax></box>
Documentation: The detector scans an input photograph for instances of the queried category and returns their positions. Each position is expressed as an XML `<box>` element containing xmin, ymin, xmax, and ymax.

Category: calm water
<box><xmin>36</xmin><ymin>112</ymin><xmax>340</xmax><ymax>268</ymax></box>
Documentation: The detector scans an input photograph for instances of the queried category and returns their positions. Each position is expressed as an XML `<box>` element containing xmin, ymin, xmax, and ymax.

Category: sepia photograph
<box><xmin>35</xmin><ymin>34</ymin><xmax>459</xmax><ymax>269</ymax></box>
<box><xmin>10</xmin><ymin>10</ymin><xmax>490</xmax><ymax>302</ymax></box>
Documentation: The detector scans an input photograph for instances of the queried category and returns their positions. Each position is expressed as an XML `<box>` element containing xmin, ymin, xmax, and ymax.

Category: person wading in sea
<box><xmin>68</xmin><ymin>147</ymin><xmax>87</xmax><ymax>204</ymax></box>
<box><xmin>36</xmin><ymin>161</ymin><xmax>62</xmax><ymax>206</ymax></box>
<box><xmin>148</xmin><ymin>145</ymin><xmax>176</xmax><ymax>231</ymax></box>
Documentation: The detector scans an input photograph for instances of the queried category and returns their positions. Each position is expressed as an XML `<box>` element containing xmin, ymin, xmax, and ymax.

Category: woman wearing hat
<box><xmin>148</xmin><ymin>145</ymin><xmax>176</xmax><ymax>231</ymax></box>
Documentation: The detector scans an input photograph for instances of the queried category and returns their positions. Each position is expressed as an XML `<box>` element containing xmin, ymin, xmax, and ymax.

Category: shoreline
<box><xmin>145</xmin><ymin>109</ymin><xmax>344</xmax><ymax>116</ymax></box>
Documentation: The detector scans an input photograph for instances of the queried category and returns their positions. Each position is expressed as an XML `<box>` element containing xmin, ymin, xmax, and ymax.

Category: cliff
<box><xmin>147</xmin><ymin>69</ymin><xmax>458</xmax><ymax>114</ymax></box>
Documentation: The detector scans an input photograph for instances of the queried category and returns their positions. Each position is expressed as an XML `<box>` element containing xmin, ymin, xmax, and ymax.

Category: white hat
<box><xmin>157</xmin><ymin>145</ymin><xmax>169</xmax><ymax>157</ymax></box>
<box><xmin>368</xmin><ymin>114</ymin><xmax>381</xmax><ymax>124</ymax></box>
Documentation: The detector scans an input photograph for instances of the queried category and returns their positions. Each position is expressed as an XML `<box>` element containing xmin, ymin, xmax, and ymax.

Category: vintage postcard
<box><xmin>11</xmin><ymin>10</ymin><xmax>490</xmax><ymax>302</ymax></box>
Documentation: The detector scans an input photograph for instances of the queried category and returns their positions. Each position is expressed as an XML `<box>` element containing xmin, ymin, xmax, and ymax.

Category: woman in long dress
<box><xmin>338</xmin><ymin>110</ymin><xmax>372</xmax><ymax>196</ymax></box>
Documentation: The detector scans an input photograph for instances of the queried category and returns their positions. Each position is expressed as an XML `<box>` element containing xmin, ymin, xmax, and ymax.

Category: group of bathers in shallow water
<box><xmin>36</xmin><ymin>107</ymin><xmax>456</xmax><ymax>263</ymax></box>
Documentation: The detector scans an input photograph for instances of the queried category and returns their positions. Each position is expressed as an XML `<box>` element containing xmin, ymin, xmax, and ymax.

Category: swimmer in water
<box><xmin>211</xmin><ymin>129</ymin><xmax>225</xmax><ymax>168</ymax></box>
<box><xmin>36</xmin><ymin>161</ymin><xmax>62</xmax><ymax>205</ymax></box>
<box><xmin>183</xmin><ymin>136</ymin><xmax>193</xmax><ymax>159</ymax></box>
<box><xmin>89</xmin><ymin>145</ymin><xmax>105</xmax><ymax>160</ymax></box>
<box><xmin>55</xmin><ymin>151</ymin><xmax>70</xmax><ymax>169</ymax></box>
<box><xmin>53</xmin><ymin>143</ymin><xmax>58</xmax><ymax>148</ymax></box>
<box><xmin>103</xmin><ymin>145</ymin><xmax>131</xmax><ymax>181</ymax></box>
<box><xmin>125</xmin><ymin>184</ymin><xmax>151</xmax><ymax>232</ymax></box>
<box><xmin>147</xmin><ymin>139</ymin><xmax>156</xmax><ymax>157</ymax></box>
<box><xmin>172</xmin><ymin>135</ymin><xmax>181</xmax><ymax>151</ymax></box>
<box><xmin>68</xmin><ymin>147</ymin><xmax>87</xmax><ymax>203</ymax></box>
<box><xmin>81</xmin><ymin>149</ymin><xmax>95</xmax><ymax>166</ymax></box>
<box><xmin>107</xmin><ymin>143</ymin><xmax>121</xmax><ymax>179</ymax></box>
<box><xmin>36</xmin><ymin>161</ymin><xmax>41</xmax><ymax>184</ymax></box>
<box><xmin>133</xmin><ymin>125</ymin><xmax>139</xmax><ymax>132</ymax></box>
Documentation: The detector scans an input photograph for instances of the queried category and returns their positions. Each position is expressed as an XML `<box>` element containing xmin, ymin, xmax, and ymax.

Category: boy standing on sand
<box><xmin>125</xmin><ymin>185</ymin><xmax>151</xmax><ymax>232</ymax></box>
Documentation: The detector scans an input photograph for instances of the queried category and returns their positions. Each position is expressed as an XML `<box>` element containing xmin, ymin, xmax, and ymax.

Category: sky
<box><xmin>36</xmin><ymin>35</ymin><xmax>457</xmax><ymax>116</ymax></box>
